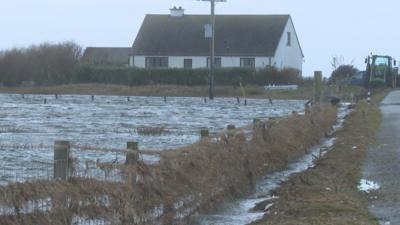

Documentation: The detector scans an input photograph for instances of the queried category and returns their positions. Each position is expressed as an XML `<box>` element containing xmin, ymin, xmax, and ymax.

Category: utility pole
<box><xmin>199</xmin><ymin>0</ymin><xmax>226</xmax><ymax>100</ymax></box>
<box><xmin>210</xmin><ymin>0</ymin><xmax>215</xmax><ymax>100</ymax></box>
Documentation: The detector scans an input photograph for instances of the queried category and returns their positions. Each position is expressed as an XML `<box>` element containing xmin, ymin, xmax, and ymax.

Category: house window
<box><xmin>240</xmin><ymin>58</ymin><xmax>255</xmax><ymax>69</ymax></box>
<box><xmin>184</xmin><ymin>59</ymin><xmax>193</xmax><ymax>69</ymax></box>
<box><xmin>287</xmin><ymin>32</ymin><xmax>291</xmax><ymax>46</ymax></box>
<box><xmin>207</xmin><ymin>57</ymin><xmax>221</xmax><ymax>68</ymax></box>
<box><xmin>145</xmin><ymin>57</ymin><xmax>168</xmax><ymax>68</ymax></box>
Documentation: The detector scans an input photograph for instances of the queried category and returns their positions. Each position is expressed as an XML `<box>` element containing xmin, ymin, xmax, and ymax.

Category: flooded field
<box><xmin>0</xmin><ymin>94</ymin><xmax>305</xmax><ymax>184</ymax></box>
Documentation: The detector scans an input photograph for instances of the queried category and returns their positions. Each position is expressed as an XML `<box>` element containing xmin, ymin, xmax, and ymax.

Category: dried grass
<box><xmin>0</xmin><ymin>104</ymin><xmax>337</xmax><ymax>225</ymax></box>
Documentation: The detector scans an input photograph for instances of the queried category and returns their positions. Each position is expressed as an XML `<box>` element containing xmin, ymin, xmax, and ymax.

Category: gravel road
<box><xmin>362</xmin><ymin>91</ymin><xmax>400</xmax><ymax>225</ymax></box>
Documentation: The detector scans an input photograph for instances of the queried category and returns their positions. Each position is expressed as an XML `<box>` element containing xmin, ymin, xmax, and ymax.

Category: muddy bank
<box><xmin>250</xmin><ymin>95</ymin><xmax>385</xmax><ymax>225</ymax></box>
<box><xmin>0</xmin><ymin>104</ymin><xmax>336</xmax><ymax>225</ymax></box>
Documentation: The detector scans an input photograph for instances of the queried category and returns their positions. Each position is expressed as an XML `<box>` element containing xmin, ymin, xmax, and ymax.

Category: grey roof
<box><xmin>82</xmin><ymin>47</ymin><xmax>132</xmax><ymax>65</ymax></box>
<box><xmin>132</xmin><ymin>14</ymin><xmax>297</xmax><ymax>57</ymax></box>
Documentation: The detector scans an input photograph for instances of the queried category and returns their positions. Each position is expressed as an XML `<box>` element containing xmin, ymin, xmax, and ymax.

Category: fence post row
<box><xmin>54</xmin><ymin>140</ymin><xmax>70</xmax><ymax>180</ymax></box>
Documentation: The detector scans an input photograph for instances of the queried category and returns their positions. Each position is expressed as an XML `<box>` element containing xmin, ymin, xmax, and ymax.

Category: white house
<box><xmin>130</xmin><ymin>7</ymin><xmax>304</xmax><ymax>72</ymax></box>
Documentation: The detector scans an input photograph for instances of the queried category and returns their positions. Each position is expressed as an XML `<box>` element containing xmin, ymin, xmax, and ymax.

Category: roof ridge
<box><xmin>86</xmin><ymin>47</ymin><xmax>132</xmax><ymax>49</ymax></box>
<box><xmin>146</xmin><ymin>14</ymin><xmax>290</xmax><ymax>16</ymax></box>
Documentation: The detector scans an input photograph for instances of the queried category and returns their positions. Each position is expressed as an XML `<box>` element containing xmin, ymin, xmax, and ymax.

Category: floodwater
<box><xmin>0</xmin><ymin>94</ymin><xmax>305</xmax><ymax>184</ymax></box>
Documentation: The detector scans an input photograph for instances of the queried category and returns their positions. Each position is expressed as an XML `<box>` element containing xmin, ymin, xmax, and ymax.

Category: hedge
<box><xmin>71</xmin><ymin>65</ymin><xmax>302</xmax><ymax>86</ymax></box>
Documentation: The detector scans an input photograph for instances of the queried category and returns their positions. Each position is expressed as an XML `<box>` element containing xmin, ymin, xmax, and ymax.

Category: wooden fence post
<box><xmin>253</xmin><ymin>118</ymin><xmax>261</xmax><ymax>129</ymax></box>
<box><xmin>227</xmin><ymin>124</ymin><xmax>236</xmax><ymax>130</ymax></box>
<box><xmin>126</xmin><ymin>142</ymin><xmax>139</xmax><ymax>165</ymax></box>
<box><xmin>314</xmin><ymin>71</ymin><xmax>323</xmax><ymax>102</ymax></box>
<box><xmin>54</xmin><ymin>140</ymin><xmax>70</xmax><ymax>180</ymax></box>
<box><xmin>200</xmin><ymin>129</ymin><xmax>209</xmax><ymax>139</ymax></box>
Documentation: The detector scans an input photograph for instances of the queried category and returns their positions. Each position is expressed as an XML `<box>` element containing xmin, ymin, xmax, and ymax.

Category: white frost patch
<box><xmin>358</xmin><ymin>179</ymin><xmax>380</xmax><ymax>193</ymax></box>
<box><xmin>72</xmin><ymin>216</ymin><xmax>111</xmax><ymax>225</ymax></box>
<box><xmin>264</xmin><ymin>203</ymin><xmax>274</xmax><ymax>211</ymax></box>
<box><xmin>379</xmin><ymin>219</ymin><xmax>391</xmax><ymax>225</ymax></box>
<box><xmin>197</xmin><ymin>198</ymin><xmax>268</xmax><ymax>225</ymax></box>
<box><xmin>139</xmin><ymin>154</ymin><xmax>161</xmax><ymax>164</ymax></box>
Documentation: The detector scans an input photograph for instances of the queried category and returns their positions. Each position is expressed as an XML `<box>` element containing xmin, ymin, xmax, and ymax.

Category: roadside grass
<box><xmin>250</xmin><ymin>92</ymin><xmax>386</xmax><ymax>225</ymax></box>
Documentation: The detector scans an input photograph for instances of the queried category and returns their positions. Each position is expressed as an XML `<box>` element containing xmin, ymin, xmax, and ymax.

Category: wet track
<box><xmin>362</xmin><ymin>91</ymin><xmax>400</xmax><ymax>225</ymax></box>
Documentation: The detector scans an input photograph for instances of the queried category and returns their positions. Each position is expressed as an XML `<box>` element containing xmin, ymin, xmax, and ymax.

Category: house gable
<box><xmin>273</xmin><ymin>16</ymin><xmax>304</xmax><ymax>71</ymax></box>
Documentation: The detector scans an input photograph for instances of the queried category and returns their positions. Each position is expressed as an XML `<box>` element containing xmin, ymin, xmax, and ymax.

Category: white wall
<box><xmin>169</xmin><ymin>56</ymin><xmax>206</xmax><ymax>68</ymax></box>
<box><xmin>255</xmin><ymin>57</ymin><xmax>271</xmax><ymax>68</ymax></box>
<box><xmin>222</xmin><ymin>57</ymin><xmax>272</xmax><ymax>68</ymax></box>
<box><xmin>273</xmin><ymin>17</ymin><xmax>304</xmax><ymax>72</ymax></box>
<box><xmin>133</xmin><ymin>56</ymin><xmax>146</xmax><ymax>68</ymax></box>
<box><xmin>129</xmin><ymin>56</ymin><xmax>134</xmax><ymax>67</ymax></box>
<box><xmin>133</xmin><ymin>56</ymin><xmax>207</xmax><ymax>68</ymax></box>
<box><xmin>132</xmin><ymin>56</ymin><xmax>272</xmax><ymax>69</ymax></box>
<box><xmin>220</xmin><ymin>57</ymin><xmax>239</xmax><ymax>68</ymax></box>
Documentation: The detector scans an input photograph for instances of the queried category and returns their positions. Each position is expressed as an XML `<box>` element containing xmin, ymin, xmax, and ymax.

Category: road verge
<box><xmin>250</xmin><ymin>93</ymin><xmax>387</xmax><ymax>225</ymax></box>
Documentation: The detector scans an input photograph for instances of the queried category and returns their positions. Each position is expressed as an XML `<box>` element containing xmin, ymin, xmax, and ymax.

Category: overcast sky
<box><xmin>1</xmin><ymin>0</ymin><xmax>400</xmax><ymax>76</ymax></box>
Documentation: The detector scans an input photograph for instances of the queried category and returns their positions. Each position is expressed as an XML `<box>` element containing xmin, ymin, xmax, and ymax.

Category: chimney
<box><xmin>170</xmin><ymin>6</ymin><xmax>185</xmax><ymax>17</ymax></box>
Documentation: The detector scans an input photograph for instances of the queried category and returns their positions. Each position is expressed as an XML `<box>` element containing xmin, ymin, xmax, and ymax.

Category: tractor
<box><xmin>365</xmin><ymin>55</ymin><xmax>398</xmax><ymax>88</ymax></box>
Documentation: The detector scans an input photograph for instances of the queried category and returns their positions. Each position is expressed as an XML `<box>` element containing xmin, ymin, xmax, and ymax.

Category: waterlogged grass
<box><xmin>136</xmin><ymin>126</ymin><xmax>168</xmax><ymax>136</ymax></box>
<box><xmin>250</xmin><ymin>92</ymin><xmax>386</xmax><ymax>225</ymax></box>
<box><xmin>0</xmin><ymin>84</ymin><xmax>288</xmax><ymax>98</ymax></box>
<box><xmin>0</xmin><ymin>83</ymin><xmax>365</xmax><ymax>100</ymax></box>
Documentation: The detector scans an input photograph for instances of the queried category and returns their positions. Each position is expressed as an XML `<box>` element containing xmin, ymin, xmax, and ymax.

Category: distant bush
<box><xmin>71</xmin><ymin>65</ymin><xmax>303</xmax><ymax>86</ymax></box>
<box><xmin>0</xmin><ymin>42</ymin><xmax>82</xmax><ymax>86</ymax></box>
<box><xmin>328</xmin><ymin>65</ymin><xmax>359</xmax><ymax>84</ymax></box>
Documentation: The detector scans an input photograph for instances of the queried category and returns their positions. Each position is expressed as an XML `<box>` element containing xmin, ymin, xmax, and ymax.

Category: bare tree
<box><xmin>0</xmin><ymin>41</ymin><xmax>82</xmax><ymax>86</ymax></box>
<box><xmin>331</xmin><ymin>55</ymin><xmax>355</xmax><ymax>70</ymax></box>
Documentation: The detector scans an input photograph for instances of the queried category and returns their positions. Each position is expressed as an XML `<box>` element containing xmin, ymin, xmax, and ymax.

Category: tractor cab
<box><xmin>365</xmin><ymin>55</ymin><xmax>398</xmax><ymax>87</ymax></box>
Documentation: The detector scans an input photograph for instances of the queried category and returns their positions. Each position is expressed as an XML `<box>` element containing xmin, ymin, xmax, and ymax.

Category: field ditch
<box><xmin>0</xmin><ymin>103</ymin><xmax>336</xmax><ymax>225</ymax></box>
<box><xmin>249</xmin><ymin>93</ymin><xmax>386</xmax><ymax>225</ymax></box>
